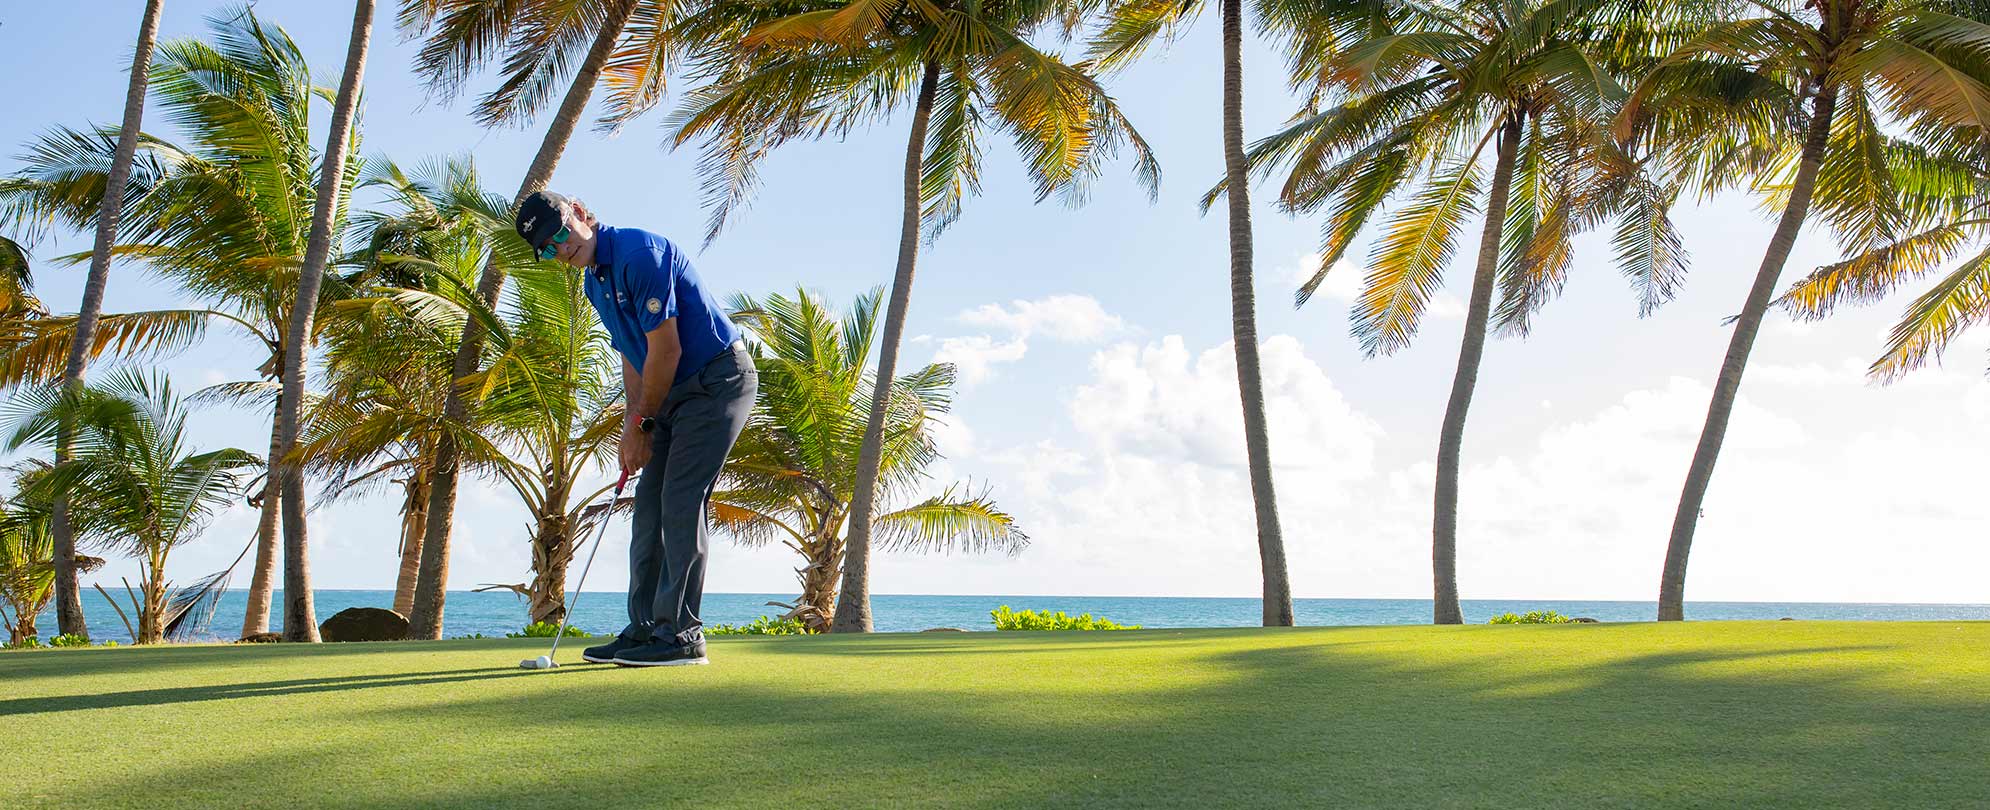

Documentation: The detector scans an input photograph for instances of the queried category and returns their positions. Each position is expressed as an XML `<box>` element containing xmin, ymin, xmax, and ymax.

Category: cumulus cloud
<box><xmin>882</xmin><ymin>329</ymin><xmax>1990</xmax><ymax>605</ymax></box>
<box><xmin>941</xmin><ymin>334</ymin><xmax>1387</xmax><ymax>596</ymax></box>
<box><xmin>958</xmin><ymin>294</ymin><xmax>1126</xmax><ymax>342</ymax></box>
<box><xmin>933</xmin><ymin>335</ymin><xmax>1029</xmax><ymax>386</ymax></box>
<box><xmin>933</xmin><ymin>294</ymin><xmax>1125</xmax><ymax>386</ymax></box>
<box><xmin>1279</xmin><ymin>253</ymin><xmax>1364</xmax><ymax>301</ymax></box>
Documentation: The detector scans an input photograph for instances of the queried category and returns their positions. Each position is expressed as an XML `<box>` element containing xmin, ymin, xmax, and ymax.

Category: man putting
<box><xmin>514</xmin><ymin>190</ymin><xmax>756</xmax><ymax>667</ymax></box>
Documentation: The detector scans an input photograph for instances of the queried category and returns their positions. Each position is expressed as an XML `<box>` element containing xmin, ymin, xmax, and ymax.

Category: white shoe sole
<box><xmin>611</xmin><ymin>656</ymin><xmax>708</xmax><ymax>667</ymax></box>
<box><xmin>581</xmin><ymin>653</ymin><xmax>618</xmax><ymax>664</ymax></box>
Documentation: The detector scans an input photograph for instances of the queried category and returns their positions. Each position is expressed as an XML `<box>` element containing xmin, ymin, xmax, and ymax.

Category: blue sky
<box><xmin>4</xmin><ymin>2</ymin><xmax>1987</xmax><ymax>606</ymax></box>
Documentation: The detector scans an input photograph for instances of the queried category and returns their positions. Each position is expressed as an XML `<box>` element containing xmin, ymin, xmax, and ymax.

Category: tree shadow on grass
<box><xmin>0</xmin><ymin>637</ymin><xmax>568</xmax><ymax>683</ymax></box>
<box><xmin>1</xmin><ymin>665</ymin><xmax>619</xmax><ymax>717</ymax></box>
<box><xmin>30</xmin><ymin>626</ymin><xmax>1989</xmax><ymax>809</ymax></box>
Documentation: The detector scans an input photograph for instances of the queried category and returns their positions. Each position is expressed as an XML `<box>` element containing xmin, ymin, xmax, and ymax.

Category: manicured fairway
<box><xmin>5</xmin><ymin>621</ymin><xmax>1986</xmax><ymax>808</ymax></box>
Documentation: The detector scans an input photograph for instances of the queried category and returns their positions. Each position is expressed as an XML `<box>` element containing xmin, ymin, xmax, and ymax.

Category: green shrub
<box><xmin>3</xmin><ymin>636</ymin><xmax>42</xmax><ymax>650</ymax></box>
<box><xmin>990</xmin><ymin>606</ymin><xmax>1140</xmax><ymax>631</ymax></box>
<box><xmin>507</xmin><ymin>622</ymin><xmax>591</xmax><ymax>639</ymax></box>
<box><xmin>47</xmin><ymin>633</ymin><xmax>94</xmax><ymax>647</ymax></box>
<box><xmin>1487</xmin><ymin>610</ymin><xmax>1575</xmax><ymax>625</ymax></box>
<box><xmin>706</xmin><ymin>616</ymin><xmax>815</xmax><ymax>636</ymax></box>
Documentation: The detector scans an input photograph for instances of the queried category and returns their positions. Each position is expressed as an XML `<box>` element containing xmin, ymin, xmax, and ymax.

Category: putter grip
<box><xmin>616</xmin><ymin>467</ymin><xmax>631</xmax><ymax>495</ymax></box>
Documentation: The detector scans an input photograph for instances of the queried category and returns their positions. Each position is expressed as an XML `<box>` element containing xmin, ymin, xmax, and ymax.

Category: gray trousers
<box><xmin>621</xmin><ymin>342</ymin><xmax>755</xmax><ymax>646</ymax></box>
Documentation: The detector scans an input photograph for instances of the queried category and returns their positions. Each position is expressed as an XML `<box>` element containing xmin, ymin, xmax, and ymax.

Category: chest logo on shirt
<box><xmin>615</xmin><ymin>290</ymin><xmax>628</xmax><ymax>305</ymax></box>
<box><xmin>647</xmin><ymin>298</ymin><xmax>662</xmax><ymax>314</ymax></box>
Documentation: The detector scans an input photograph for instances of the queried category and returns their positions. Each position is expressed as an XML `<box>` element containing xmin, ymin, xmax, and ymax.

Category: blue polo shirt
<box><xmin>583</xmin><ymin>225</ymin><xmax>739</xmax><ymax>383</ymax></box>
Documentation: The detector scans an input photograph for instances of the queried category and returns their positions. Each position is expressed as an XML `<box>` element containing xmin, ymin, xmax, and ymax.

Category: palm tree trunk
<box><xmin>1220</xmin><ymin>0</ymin><xmax>1292</xmax><ymax>627</ymax></box>
<box><xmin>239</xmin><ymin>399</ymin><xmax>285</xmax><ymax>637</ymax></box>
<box><xmin>139</xmin><ymin>556</ymin><xmax>165</xmax><ymax>644</ymax></box>
<box><xmin>391</xmin><ymin>464</ymin><xmax>430</xmax><ymax>616</ymax></box>
<box><xmin>50</xmin><ymin>0</ymin><xmax>165</xmax><ymax>639</ymax></box>
<box><xmin>797</xmin><ymin>531</ymin><xmax>842</xmax><ymax>633</ymax></box>
<box><xmin>1660</xmin><ymin>87</ymin><xmax>1839</xmax><ymax>621</ymax></box>
<box><xmin>527</xmin><ymin>473</ymin><xmax>574</xmax><ymax>625</ymax></box>
<box><xmin>527</xmin><ymin>514</ymin><xmax>571</xmax><ymax>626</ymax></box>
<box><xmin>10</xmin><ymin>608</ymin><xmax>36</xmax><ymax>646</ymax></box>
<box><xmin>1432</xmin><ymin>116</ymin><xmax>1525</xmax><ymax>626</ymax></box>
<box><xmin>407</xmin><ymin>0</ymin><xmax>639</xmax><ymax>640</ymax></box>
<box><xmin>831</xmin><ymin>60</ymin><xmax>943</xmax><ymax>634</ymax></box>
<box><xmin>274</xmin><ymin>0</ymin><xmax>374</xmax><ymax>644</ymax></box>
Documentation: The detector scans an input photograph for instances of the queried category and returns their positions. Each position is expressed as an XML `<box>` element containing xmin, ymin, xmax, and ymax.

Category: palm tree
<box><xmin>1090</xmin><ymin>0</ymin><xmax>1319</xmax><ymax>629</ymax></box>
<box><xmin>670</xmin><ymin>0</ymin><xmax>1157</xmax><ymax>632</ymax></box>
<box><xmin>1236</xmin><ymin>0</ymin><xmax>1680</xmax><ymax>623</ymax></box>
<box><xmin>457</xmin><ymin>265</ymin><xmax>625</xmax><ymax>626</ymax></box>
<box><xmin>399</xmin><ymin>0</ymin><xmax>647</xmax><ymax>640</ymax></box>
<box><xmin>269</xmin><ymin>0</ymin><xmax>377</xmax><ymax>644</ymax></box>
<box><xmin>42</xmin><ymin>0</ymin><xmax>168</xmax><ymax>641</ymax></box>
<box><xmin>4</xmin><ymin>370</ymin><xmax>257</xmax><ymax>644</ymax></box>
<box><xmin>1629</xmin><ymin>0</ymin><xmax>1990</xmax><ymax>620</ymax></box>
<box><xmin>718</xmin><ymin>288</ymin><xmax>1026</xmax><ymax>631</ymax></box>
<box><xmin>297</xmin><ymin>157</ymin><xmax>504</xmax><ymax>616</ymax></box>
<box><xmin>0</xmin><ymin>8</ymin><xmax>367</xmax><ymax>637</ymax></box>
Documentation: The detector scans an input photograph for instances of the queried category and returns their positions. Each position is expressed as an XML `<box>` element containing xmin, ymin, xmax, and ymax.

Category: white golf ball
<box><xmin>535</xmin><ymin>655</ymin><xmax>553</xmax><ymax>668</ymax></box>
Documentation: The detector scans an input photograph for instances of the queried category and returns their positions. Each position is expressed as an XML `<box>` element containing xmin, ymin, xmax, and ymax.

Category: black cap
<box><xmin>514</xmin><ymin>190</ymin><xmax>572</xmax><ymax>252</ymax></box>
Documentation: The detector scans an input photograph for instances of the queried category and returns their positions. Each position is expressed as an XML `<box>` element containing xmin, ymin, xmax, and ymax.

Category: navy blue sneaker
<box><xmin>580</xmin><ymin>635</ymin><xmax>645</xmax><ymax>664</ymax></box>
<box><xmin>611</xmin><ymin>638</ymin><xmax>708</xmax><ymax>667</ymax></box>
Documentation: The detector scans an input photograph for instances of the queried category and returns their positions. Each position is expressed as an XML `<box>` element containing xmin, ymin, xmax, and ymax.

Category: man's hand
<box><xmin>620</xmin><ymin>420</ymin><xmax>652</xmax><ymax>473</ymax></box>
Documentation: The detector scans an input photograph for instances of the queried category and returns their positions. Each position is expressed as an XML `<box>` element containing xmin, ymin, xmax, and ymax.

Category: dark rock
<box><xmin>319</xmin><ymin>607</ymin><xmax>410</xmax><ymax>642</ymax></box>
<box><xmin>1572</xmin><ymin>617</ymin><xmax>1599</xmax><ymax>623</ymax></box>
<box><xmin>920</xmin><ymin>627</ymin><xmax>967</xmax><ymax>633</ymax></box>
<box><xmin>237</xmin><ymin>632</ymin><xmax>283</xmax><ymax>644</ymax></box>
<box><xmin>1779</xmin><ymin>617</ymin><xmax>1796</xmax><ymax>621</ymax></box>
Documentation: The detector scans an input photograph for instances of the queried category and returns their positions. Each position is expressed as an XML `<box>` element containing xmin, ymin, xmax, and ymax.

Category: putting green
<box><xmin>6</xmin><ymin>621</ymin><xmax>1986</xmax><ymax>808</ymax></box>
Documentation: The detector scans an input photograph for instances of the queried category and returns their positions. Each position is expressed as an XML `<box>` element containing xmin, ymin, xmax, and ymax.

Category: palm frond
<box><xmin>1355</xmin><ymin>157</ymin><xmax>1482</xmax><ymax>356</ymax></box>
<box><xmin>871</xmin><ymin>482</ymin><xmax>1027</xmax><ymax>555</ymax></box>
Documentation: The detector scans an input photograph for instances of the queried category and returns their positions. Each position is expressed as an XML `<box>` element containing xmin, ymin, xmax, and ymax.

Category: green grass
<box><xmin>6</xmin><ymin>622</ymin><xmax>1987</xmax><ymax>808</ymax></box>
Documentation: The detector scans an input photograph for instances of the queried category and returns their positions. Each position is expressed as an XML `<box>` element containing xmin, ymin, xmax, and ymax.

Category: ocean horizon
<box><xmin>28</xmin><ymin>589</ymin><xmax>1990</xmax><ymax>645</ymax></box>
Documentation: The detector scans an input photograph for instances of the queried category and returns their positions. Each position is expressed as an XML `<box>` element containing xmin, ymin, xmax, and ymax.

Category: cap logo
<box><xmin>521</xmin><ymin>215</ymin><xmax>538</xmax><ymax>233</ymax></box>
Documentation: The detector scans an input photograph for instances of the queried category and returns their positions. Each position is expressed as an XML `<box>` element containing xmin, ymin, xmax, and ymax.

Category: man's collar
<box><xmin>589</xmin><ymin>224</ymin><xmax>615</xmax><ymax>279</ymax></box>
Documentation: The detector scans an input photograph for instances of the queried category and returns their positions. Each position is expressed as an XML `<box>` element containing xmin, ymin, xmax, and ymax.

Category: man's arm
<box><xmin>635</xmin><ymin>318</ymin><xmax>682</xmax><ymax>419</ymax></box>
<box><xmin>623</xmin><ymin>356</ymin><xmax>641</xmax><ymax>428</ymax></box>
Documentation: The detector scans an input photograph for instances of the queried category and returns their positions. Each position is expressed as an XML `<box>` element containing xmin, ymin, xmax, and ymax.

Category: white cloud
<box><xmin>933</xmin><ymin>335</ymin><xmax>1029</xmax><ymax>386</ymax></box>
<box><xmin>928</xmin><ymin>334</ymin><xmax>1387</xmax><ymax>597</ymax></box>
<box><xmin>1427</xmin><ymin>294</ymin><xmax>1466</xmax><ymax>320</ymax></box>
<box><xmin>1280</xmin><ymin>253</ymin><xmax>1364</xmax><ymax>302</ymax></box>
<box><xmin>881</xmin><ymin>341</ymin><xmax>1990</xmax><ymax>605</ymax></box>
<box><xmin>928</xmin><ymin>412</ymin><xmax>977</xmax><ymax>458</ymax></box>
<box><xmin>958</xmin><ymin>294</ymin><xmax>1125</xmax><ymax>342</ymax></box>
<box><xmin>933</xmin><ymin>294</ymin><xmax>1124</xmax><ymax>386</ymax></box>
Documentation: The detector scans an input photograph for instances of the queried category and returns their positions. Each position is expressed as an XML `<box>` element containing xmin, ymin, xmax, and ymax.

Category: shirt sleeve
<box><xmin>626</xmin><ymin>239</ymin><xmax>678</xmax><ymax>335</ymax></box>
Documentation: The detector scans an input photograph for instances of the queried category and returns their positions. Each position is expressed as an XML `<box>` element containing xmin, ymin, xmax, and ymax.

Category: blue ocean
<box><xmin>30</xmin><ymin>589</ymin><xmax>1990</xmax><ymax>644</ymax></box>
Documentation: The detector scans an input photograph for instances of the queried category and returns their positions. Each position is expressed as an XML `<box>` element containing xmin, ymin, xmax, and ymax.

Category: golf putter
<box><xmin>521</xmin><ymin>468</ymin><xmax>631</xmax><ymax>670</ymax></box>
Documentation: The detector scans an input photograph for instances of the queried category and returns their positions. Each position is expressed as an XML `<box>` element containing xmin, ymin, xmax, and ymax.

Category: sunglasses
<box><xmin>536</xmin><ymin>226</ymin><xmax>570</xmax><ymax>261</ymax></box>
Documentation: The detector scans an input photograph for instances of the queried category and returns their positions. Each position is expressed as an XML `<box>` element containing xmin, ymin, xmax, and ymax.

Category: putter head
<box><xmin>519</xmin><ymin>656</ymin><xmax>558</xmax><ymax>670</ymax></box>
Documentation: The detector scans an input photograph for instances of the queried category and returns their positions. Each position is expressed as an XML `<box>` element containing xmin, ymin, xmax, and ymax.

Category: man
<box><xmin>514</xmin><ymin>190</ymin><xmax>756</xmax><ymax>667</ymax></box>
